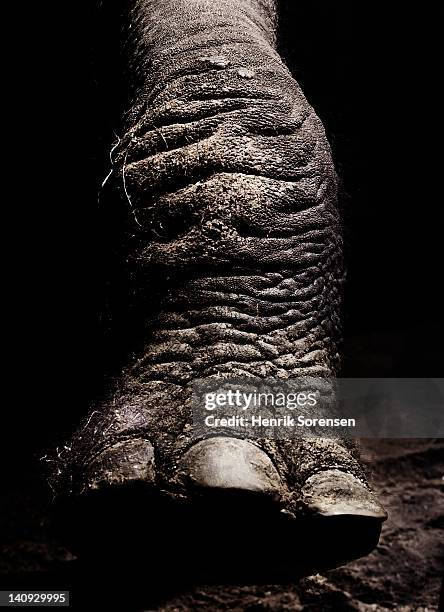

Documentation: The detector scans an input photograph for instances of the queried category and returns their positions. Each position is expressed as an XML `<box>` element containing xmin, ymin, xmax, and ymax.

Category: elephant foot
<box><xmin>55</xmin><ymin>433</ymin><xmax>386</xmax><ymax>581</ymax></box>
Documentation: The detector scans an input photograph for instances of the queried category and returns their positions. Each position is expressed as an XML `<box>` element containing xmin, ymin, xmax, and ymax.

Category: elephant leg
<box><xmin>53</xmin><ymin>0</ymin><xmax>386</xmax><ymax>576</ymax></box>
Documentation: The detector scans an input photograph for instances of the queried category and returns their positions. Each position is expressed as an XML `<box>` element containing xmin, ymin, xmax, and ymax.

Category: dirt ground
<box><xmin>142</xmin><ymin>439</ymin><xmax>444</xmax><ymax>611</ymax></box>
<box><xmin>1</xmin><ymin>438</ymin><xmax>442</xmax><ymax>611</ymax></box>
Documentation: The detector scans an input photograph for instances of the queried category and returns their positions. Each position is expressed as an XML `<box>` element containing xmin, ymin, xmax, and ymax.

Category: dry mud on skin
<box><xmin>1</xmin><ymin>440</ymin><xmax>443</xmax><ymax>611</ymax></box>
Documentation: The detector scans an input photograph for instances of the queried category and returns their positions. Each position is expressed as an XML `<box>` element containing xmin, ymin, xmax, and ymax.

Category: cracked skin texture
<box><xmin>55</xmin><ymin>0</ymin><xmax>370</xmax><ymax>515</ymax></box>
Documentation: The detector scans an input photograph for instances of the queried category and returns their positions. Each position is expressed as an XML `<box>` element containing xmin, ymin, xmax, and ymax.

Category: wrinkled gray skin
<box><xmin>55</xmin><ymin>0</ymin><xmax>386</xmax><ymax>568</ymax></box>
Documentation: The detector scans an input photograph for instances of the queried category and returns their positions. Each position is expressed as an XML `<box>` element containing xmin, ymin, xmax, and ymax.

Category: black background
<box><xmin>3</xmin><ymin>1</ymin><xmax>443</xmax><ymax>475</ymax></box>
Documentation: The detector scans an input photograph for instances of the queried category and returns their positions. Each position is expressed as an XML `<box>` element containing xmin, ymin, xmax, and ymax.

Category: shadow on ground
<box><xmin>1</xmin><ymin>437</ymin><xmax>442</xmax><ymax>611</ymax></box>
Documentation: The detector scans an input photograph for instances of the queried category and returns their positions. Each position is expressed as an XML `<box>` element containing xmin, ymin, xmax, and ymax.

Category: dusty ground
<box><xmin>1</xmin><ymin>439</ymin><xmax>442</xmax><ymax>611</ymax></box>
